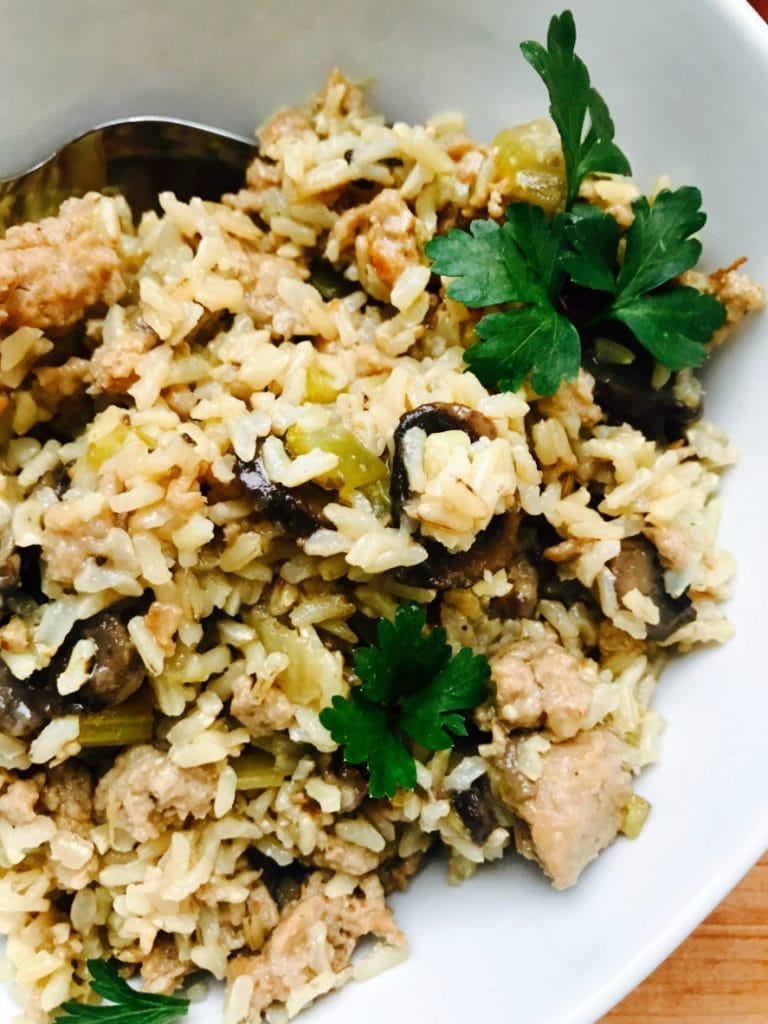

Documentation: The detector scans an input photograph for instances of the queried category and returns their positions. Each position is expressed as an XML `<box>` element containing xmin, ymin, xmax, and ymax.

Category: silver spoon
<box><xmin>0</xmin><ymin>116</ymin><xmax>257</xmax><ymax>234</ymax></box>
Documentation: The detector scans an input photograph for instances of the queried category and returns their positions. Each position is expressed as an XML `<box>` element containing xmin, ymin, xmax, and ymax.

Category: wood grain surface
<box><xmin>601</xmin><ymin>852</ymin><xmax>768</xmax><ymax>1022</ymax></box>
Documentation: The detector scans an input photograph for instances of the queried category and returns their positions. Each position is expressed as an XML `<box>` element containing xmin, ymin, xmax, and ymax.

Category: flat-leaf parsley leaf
<box><xmin>470</xmin><ymin>304</ymin><xmax>580</xmax><ymax>396</ymax></box>
<box><xmin>56</xmin><ymin>959</ymin><xmax>189</xmax><ymax>1023</ymax></box>
<box><xmin>520</xmin><ymin>9</ymin><xmax>631</xmax><ymax>205</ymax></box>
<box><xmin>320</xmin><ymin>604</ymin><xmax>490</xmax><ymax>799</ymax></box>
<box><xmin>426</xmin><ymin>202</ymin><xmax>580</xmax><ymax>394</ymax></box>
<box><xmin>563</xmin><ymin>186</ymin><xmax>728</xmax><ymax>367</ymax></box>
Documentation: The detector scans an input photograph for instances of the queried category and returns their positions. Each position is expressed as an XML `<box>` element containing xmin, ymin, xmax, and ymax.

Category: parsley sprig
<box><xmin>520</xmin><ymin>9</ymin><xmax>631</xmax><ymax>205</ymax></box>
<box><xmin>57</xmin><ymin>960</ymin><xmax>189</xmax><ymax>1023</ymax></box>
<box><xmin>320</xmin><ymin>604</ymin><xmax>489</xmax><ymax>799</ymax></box>
<box><xmin>567</xmin><ymin>188</ymin><xmax>727</xmax><ymax>368</ymax></box>
<box><xmin>425</xmin><ymin>10</ymin><xmax>727</xmax><ymax>396</ymax></box>
<box><xmin>429</xmin><ymin>203</ymin><xmax>580</xmax><ymax>394</ymax></box>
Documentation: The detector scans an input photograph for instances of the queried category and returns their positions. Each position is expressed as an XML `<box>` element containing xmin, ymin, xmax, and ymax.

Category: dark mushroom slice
<box><xmin>452</xmin><ymin>781</ymin><xmax>498</xmax><ymax>846</ymax></box>
<box><xmin>390</xmin><ymin>402</ymin><xmax>519</xmax><ymax>589</ymax></box>
<box><xmin>245</xmin><ymin>848</ymin><xmax>311</xmax><ymax>908</ymax></box>
<box><xmin>307</xmin><ymin>259</ymin><xmax>358</xmax><ymax>302</ymax></box>
<box><xmin>77</xmin><ymin>611</ymin><xmax>146</xmax><ymax>707</ymax></box>
<box><xmin>490</xmin><ymin>551</ymin><xmax>539</xmax><ymax>620</ymax></box>
<box><xmin>234</xmin><ymin>455</ymin><xmax>330</xmax><ymax>539</ymax></box>
<box><xmin>0</xmin><ymin>610</ymin><xmax>146</xmax><ymax>736</ymax></box>
<box><xmin>0</xmin><ymin>552</ymin><xmax>21</xmax><ymax>596</ymax></box>
<box><xmin>14</xmin><ymin>545</ymin><xmax>46</xmax><ymax>604</ymax></box>
<box><xmin>395</xmin><ymin>508</ymin><xmax>520</xmax><ymax>590</ymax></box>
<box><xmin>0</xmin><ymin>659</ymin><xmax>45</xmax><ymax>738</ymax></box>
<box><xmin>391</xmin><ymin>402</ymin><xmax>498</xmax><ymax>521</ymax></box>
<box><xmin>46</xmin><ymin>610</ymin><xmax>146</xmax><ymax>711</ymax></box>
<box><xmin>608</xmin><ymin>535</ymin><xmax>695</xmax><ymax>642</ymax></box>
<box><xmin>582</xmin><ymin>341</ymin><xmax>702</xmax><ymax>442</ymax></box>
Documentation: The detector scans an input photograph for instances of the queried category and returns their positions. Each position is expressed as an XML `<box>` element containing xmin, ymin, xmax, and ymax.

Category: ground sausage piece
<box><xmin>228</xmin><ymin>872</ymin><xmax>405</xmax><ymax>1018</ymax></box>
<box><xmin>230</xmin><ymin>675</ymin><xmax>295</xmax><ymax>737</ymax></box>
<box><xmin>89</xmin><ymin>313</ymin><xmax>156</xmax><ymax>392</ymax></box>
<box><xmin>680</xmin><ymin>261</ymin><xmax>765</xmax><ymax>347</ymax></box>
<box><xmin>0</xmin><ymin>776</ymin><xmax>40</xmax><ymax>825</ymax></box>
<box><xmin>488</xmin><ymin>728</ymin><xmax>632</xmax><ymax>890</ymax></box>
<box><xmin>328</xmin><ymin>189</ymin><xmax>419</xmax><ymax>301</ymax></box>
<box><xmin>140</xmin><ymin>937</ymin><xmax>194</xmax><ymax>997</ymax></box>
<box><xmin>227</xmin><ymin>246</ymin><xmax>308</xmax><ymax>338</ymax></box>
<box><xmin>311</xmin><ymin>833</ymin><xmax>383</xmax><ymax>876</ymax></box>
<box><xmin>0</xmin><ymin>194</ymin><xmax>125</xmax><ymax>332</ymax></box>
<box><xmin>491</xmin><ymin>639</ymin><xmax>592</xmax><ymax>740</ymax></box>
<box><xmin>93</xmin><ymin>745</ymin><xmax>218</xmax><ymax>843</ymax></box>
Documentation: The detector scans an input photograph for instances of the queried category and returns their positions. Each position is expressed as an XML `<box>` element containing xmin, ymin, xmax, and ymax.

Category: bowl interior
<box><xmin>2</xmin><ymin>2</ymin><xmax>768</xmax><ymax>1022</ymax></box>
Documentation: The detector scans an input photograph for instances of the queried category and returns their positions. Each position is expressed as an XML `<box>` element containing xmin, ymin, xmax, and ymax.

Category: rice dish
<box><xmin>0</xmin><ymin>68</ymin><xmax>763</xmax><ymax>1023</ymax></box>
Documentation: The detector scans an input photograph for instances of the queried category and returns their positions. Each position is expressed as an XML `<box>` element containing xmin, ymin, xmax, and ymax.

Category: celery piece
<box><xmin>620</xmin><ymin>793</ymin><xmax>651</xmax><ymax>839</ymax></box>
<box><xmin>249</xmin><ymin>612</ymin><xmax>344</xmax><ymax>707</ymax></box>
<box><xmin>285</xmin><ymin>422</ymin><xmax>388</xmax><ymax>501</ymax></box>
<box><xmin>78</xmin><ymin>696</ymin><xmax>154</xmax><ymax>747</ymax></box>
<box><xmin>86</xmin><ymin>421</ymin><xmax>153</xmax><ymax>469</ymax></box>
<box><xmin>360</xmin><ymin>477</ymin><xmax>391</xmax><ymax>519</ymax></box>
<box><xmin>305</xmin><ymin>365</ymin><xmax>343</xmax><ymax>404</ymax></box>
<box><xmin>493</xmin><ymin>119</ymin><xmax>565</xmax><ymax>214</ymax></box>
<box><xmin>233</xmin><ymin>748</ymin><xmax>289</xmax><ymax>790</ymax></box>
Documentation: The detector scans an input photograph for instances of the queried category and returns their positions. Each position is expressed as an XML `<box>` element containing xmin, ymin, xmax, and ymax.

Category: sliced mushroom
<box><xmin>234</xmin><ymin>455</ymin><xmax>329</xmax><ymax>538</ymax></box>
<box><xmin>608</xmin><ymin>535</ymin><xmax>695</xmax><ymax>641</ymax></box>
<box><xmin>0</xmin><ymin>610</ymin><xmax>145</xmax><ymax>737</ymax></box>
<box><xmin>396</xmin><ymin>509</ymin><xmax>520</xmax><ymax>589</ymax></box>
<box><xmin>390</xmin><ymin>402</ymin><xmax>498</xmax><ymax>519</ymax></box>
<box><xmin>452</xmin><ymin>782</ymin><xmax>497</xmax><ymax>845</ymax></box>
<box><xmin>492</xmin><ymin>551</ymin><xmax>539</xmax><ymax>619</ymax></box>
<box><xmin>74</xmin><ymin>611</ymin><xmax>147</xmax><ymax>708</ymax></box>
<box><xmin>42</xmin><ymin>610</ymin><xmax>145</xmax><ymax>713</ymax></box>
<box><xmin>0</xmin><ymin>553</ymin><xmax>21</xmax><ymax>596</ymax></box>
<box><xmin>583</xmin><ymin>343</ymin><xmax>702</xmax><ymax>442</ymax></box>
<box><xmin>0</xmin><ymin>557</ymin><xmax>20</xmax><ymax>610</ymax></box>
<box><xmin>390</xmin><ymin>402</ymin><xmax>519</xmax><ymax>589</ymax></box>
<box><xmin>0</xmin><ymin>659</ymin><xmax>45</xmax><ymax>738</ymax></box>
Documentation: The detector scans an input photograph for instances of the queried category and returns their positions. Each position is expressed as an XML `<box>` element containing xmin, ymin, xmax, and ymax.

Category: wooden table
<box><xmin>601</xmin><ymin>853</ymin><xmax>768</xmax><ymax>1022</ymax></box>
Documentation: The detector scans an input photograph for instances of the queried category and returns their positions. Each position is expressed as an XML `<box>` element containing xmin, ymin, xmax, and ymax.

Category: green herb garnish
<box><xmin>520</xmin><ymin>9</ymin><xmax>631</xmax><ymax>206</ymax></box>
<box><xmin>319</xmin><ymin>604</ymin><xmax>489</xmax><ymax>799</ymax></box>
<box><xmin>570</xmin><ymin>188</ymin><xmax>728</xmax><ymax>368</ymax></box>
<box><xmin>429</xmin><ymin>202</ymin><xmax>580</xmax><ymax>394</ymax></box>
<box><xmin>57</xmin><ymin>960</ymin><xmax>189</xmax><ymax>1023</ymax></box>
<box><xmin>425</xmin><ymin>9</ymin><xmax>727</xmax><ymax>396</ymax></box>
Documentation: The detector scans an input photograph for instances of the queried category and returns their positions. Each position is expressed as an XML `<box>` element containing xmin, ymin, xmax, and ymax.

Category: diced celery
<box><xmin>233</xmin><ymin>748</ymin><xmax>288</xmax><ymax>790</ymax></box>
<box><xmin>249</xmin><ymin>612</ymin><xmax>344</xmax><ymax>707</ymax></box>
<box><xmin>360</xmin><ymin>477</ymin><xmax>391</xmax><ymax>519</ymax></box>
<box><xmin>305</xmin><ymin>365</ymin><xmax>343</xmax><ymax>404</ymax></box>
<box><xmin>86</xmin><ymin>422</ymin><xmax>153</xmax><ymax>469</ymax></box>
<box><xmin>620</xmin><ymin>793</ymin><xmax>651</xmax><ymax>839</ymax></box>
<box><xmin>494</xmin><ymin>119</ymin><xmax>566</xmax><ymax>214</ymax></box>
<box><xmin>285</xmin><ymin>422</ymin><xmax>388</xmax><ymax>502</ymax></box>
<box><xmin>77</xmin><ymin>694</ymin><xmax>154</xmax><ymax>747</ymax></box>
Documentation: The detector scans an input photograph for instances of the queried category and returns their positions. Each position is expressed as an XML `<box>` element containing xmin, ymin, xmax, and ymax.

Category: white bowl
<box><xmin>2</xmin><ymin>2</ymin><xmax>767</xmax><ymax>1022</ymax></box>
